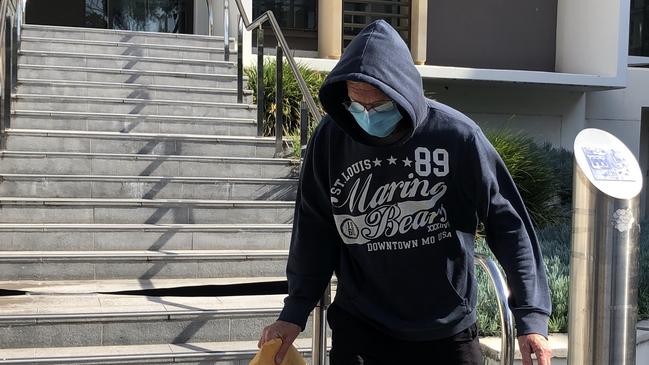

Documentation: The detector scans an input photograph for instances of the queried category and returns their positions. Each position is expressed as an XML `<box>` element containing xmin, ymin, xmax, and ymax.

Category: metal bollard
<box><xmin>569</xmin><ymin>128</ymin><xmax>643</xmax><ymax>365</ymax></box>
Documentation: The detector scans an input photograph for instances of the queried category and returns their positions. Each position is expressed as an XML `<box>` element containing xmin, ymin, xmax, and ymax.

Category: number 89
<box><xmin>414</xmin><ymin>147</ymin><xmax>449</xmax><ymax>177</ymax></box>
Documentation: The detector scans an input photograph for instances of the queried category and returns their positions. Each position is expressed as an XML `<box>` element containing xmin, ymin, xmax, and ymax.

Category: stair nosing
<box><xmin>23</xmin><ymin>23</ymin><xmax>236</xmax><ymax>42</ymax></box>
<box><xmin>19</xmin><ymin>64</ymin><xmax>243</xmax><ymax>79</ymax></box>
<box><xmin>0</xmin><ymin>223</ymin><xmax>292</xmax><ymax>231</ymax></box>
<box><xmin>14</xmin><ymin>93</ymin><xmax>256</xmax><ymax>109</ymax></box>
<box><xmin>0</xmin><ymin>173</ymin><xmax>297</xmax><ymax>184</ymax></box>
<box><xmin>21</xmin><ymin>36</ymin><xmax>236</xmax><ymax>54</ymax></box>
<box><xmin>0</xmin><ymin>150</ymin><xmax>299</xmax><ymax>164</ymax></box>
<box><xmin>19</xmin><ymin>49</ymin><xmax>236</xmax><ymax>66</ymax></box>
<box><xmin>0</xmin><ymin>249</ymin><xmax>289</xmax><ymax>259</ymax></box>
<box><xmin>0</xmin><ymin>197</ymin><xmax>295</xmax><ymax>206</ymax></box>
<box><xmin>0</xmin><ymin>307</ymin><xmax>285</xmax><ymax>322</ymax></box>
<box><xmin>17</xmin><ymin>78</ymin><xmax>254</xmax><ymax>94</ymax></box>
<box><xmin>12</xmin><ymin>109</ymin><xmax>256</xmax><ymax>124</ymax></box>
<box><xmin>5</xmin><ymin>129</ymin><xmax>284</xmax><ymax>143</ymax></box>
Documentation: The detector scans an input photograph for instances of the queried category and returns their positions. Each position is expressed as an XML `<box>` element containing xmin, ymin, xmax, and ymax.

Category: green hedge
<box><xmin>244</xmin><ymin>59</ymin><xmax>325</xmax><ymax>137</ymax></box>
<box><xmin>477</xmin><ymin>221</ymin><xmax>649</xmax><ymax>337</ymax></box>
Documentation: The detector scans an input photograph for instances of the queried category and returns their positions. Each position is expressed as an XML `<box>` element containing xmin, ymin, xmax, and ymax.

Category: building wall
<box><xmin>426</xmin><ymin>0</ymin><xmax>557</xmax><ymax>71</ymax></box>
<box><xmin>422</xmin><ymin>81</ymin><xmax>585</xmax><ymax>149</ymax></box>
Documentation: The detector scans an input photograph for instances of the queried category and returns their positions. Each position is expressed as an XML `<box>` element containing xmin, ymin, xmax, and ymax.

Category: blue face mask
<box><xmin>345</xmin><ymin>99</ymin><xmax>402</xmax><ymax>138</ymax></box>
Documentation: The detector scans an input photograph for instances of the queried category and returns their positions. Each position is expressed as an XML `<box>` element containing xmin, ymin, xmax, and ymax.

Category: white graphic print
<box><xmin>331</xmin><ymin>147</ymin><xmax>453</xmax><ymax>250</ymax></box>
<box><xmin>613</xmin><ymin>208</ymin><xmax>635</xmax><ymax>232</ymax></box>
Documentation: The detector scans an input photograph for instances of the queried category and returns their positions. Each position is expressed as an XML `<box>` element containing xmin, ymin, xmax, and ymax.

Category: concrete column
<box><xmin>318</xmin><ymin>0</ymin><xmax>342</xmax><ymax>59</ymax></box>
<box><xmin>560</xmin><ymin>92</ymin><xmax>586</xmax><ymax>150</ymax></box>
<box><xmin>555</xmin><ymin>0</ymin><xmax>629</xmax><ymax>78</ymax></box>
<box><xmin>410</xmin><ymin>0</ymin><xmax>427</xmax><ymax>65</ymax></box>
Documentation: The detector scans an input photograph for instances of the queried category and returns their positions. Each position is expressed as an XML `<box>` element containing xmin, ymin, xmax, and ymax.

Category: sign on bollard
<box><xmin>569</xmin><ymin>128</ymin><xmax>643</xmax><ymax>365</ymax></box>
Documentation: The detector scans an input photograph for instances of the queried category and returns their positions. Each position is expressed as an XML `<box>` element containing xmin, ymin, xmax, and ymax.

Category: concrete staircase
<box><xmin>0</xmin><ymin>24</ymin><xmax>307</xmax><ymax>364</ymax></box>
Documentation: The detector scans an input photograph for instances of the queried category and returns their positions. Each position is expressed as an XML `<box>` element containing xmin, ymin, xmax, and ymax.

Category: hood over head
<box><xmin>318</xmin><ymin>19</ymin><xmax>428</xmax><ymax>147</ymax></box>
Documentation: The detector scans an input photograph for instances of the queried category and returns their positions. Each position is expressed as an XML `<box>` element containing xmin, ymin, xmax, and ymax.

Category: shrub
<box><xmin>476</xmin><ymin>224</ymin><xmax>571</xmax><ymax>337</ymax></box>
<box><xmin>486</xmin><ymin>132</ymin><xmax>563</xmax><ymax>229</ymax></box>
<box><xmin>244</xmin><ymin>58</ymin><xmax>326</xmax><ymax>137</ymax></box>
<box><xmin>639</xmin><ymin>220</ymin><xmax>649</xmax><ymax>320</ymax></box>
<box><xmin>477</xmin><ymin>220</ymin><xmax>649</xmax><ymax>337</ymax></box>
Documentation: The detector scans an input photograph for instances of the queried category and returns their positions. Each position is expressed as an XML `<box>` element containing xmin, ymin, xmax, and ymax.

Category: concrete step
<box><xmin>0</xmin><ymin>250</ymin><xmax>289</xmax><ymax>280</ymax></box>
<box><xmin>0</xmin><ymin>293</ymin><xmax>314</xmax><ymax>348</ymax></box>
<box><xmin>20</xmin><ymin>36</ymin><xmax>235</xmax><ymax>63</ymax></box>
<box><xmin>0</xmin><ymin>223</ymin><xmax>292</xmax><ymax>251</ymax></box>
<box><xmin>0</xmin><ymin>151</ymin><xmax>300</xmax><ymax>179</ymax></box>
<box><xmin>19</xmin><ymin>50</ymin><xmax>238</xmax><ymax>75</ymax></box>
<box><xmin>4</xmin><ymin>130</ymin><xmax>286</xmax><ymax>158</ymax></box>
<box><xmin>0</xmin><ymin>197</ymin><xmax>294</xmax><ymax>224</ymax></box>
<box><xmin>0</xmin><ymin>174</ymin><xmax>297</xmax><ymax>200</ymax></box>
<box><xmin>11</xmin><ymin>110</ymin><xmax>258</xmax><ymax>136</ymax></box>
<box><xmin>13</xmin><ymin>94</ymin><xmax>257</xmax><ymax>119</ymax></box>
<box><xmin>0</xmin><ymin>339</ymin><xmax>319</xmax><ymax>364</ymax></box>
<box><xmin>18</xmin><ymin>64</ymin><xmax>244</xmax><ymax>88</ymax></box>
<box><xmin>23</xmin><ymin>23</ymin><xmax>234</xmax><ymax>50</ymax></box>
<box><xmin>16</xmin><ymin>79</ymin><xmax>254</xmax><ymax>104</ymax></box>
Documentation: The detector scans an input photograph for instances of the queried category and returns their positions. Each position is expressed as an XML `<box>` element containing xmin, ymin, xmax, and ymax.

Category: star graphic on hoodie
<box><xmin>403</xmin><ymin>157</ymin><xmax>412</xmax><ymax>167</ymax></box>
<box><xmin>387</xmin><ymin>156</ymin><xmax>397</xmax><ymax>165</ymax></box>
<box><xmin>373</xmin><ymin>158</ymin><xmax>382</xmax><ymax>167</ymax></box>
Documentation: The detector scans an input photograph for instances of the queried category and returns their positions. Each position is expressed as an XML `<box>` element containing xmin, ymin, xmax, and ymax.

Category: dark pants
<box><xmin>327</xmin><ymin>303</ymin><xmax>483</xmax><ymax>365</ymax></box>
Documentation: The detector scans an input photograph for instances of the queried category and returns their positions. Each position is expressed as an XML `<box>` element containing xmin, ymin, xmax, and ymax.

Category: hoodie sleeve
<box><xmin>461</xmin><ymin>128</ymin><xmax>552</xmax><ymax>337</ymax></box>
<box><xmin>278</xmin><ymin>126</ymin><xmax>339</xmax><ymax>330</ymax></box>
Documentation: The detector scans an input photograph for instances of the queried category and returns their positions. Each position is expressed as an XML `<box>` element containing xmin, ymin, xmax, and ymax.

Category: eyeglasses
<box><xmin>343</xmin><ymin>98</ymin><xmax>396</xmax><ymax>113</ymax></box>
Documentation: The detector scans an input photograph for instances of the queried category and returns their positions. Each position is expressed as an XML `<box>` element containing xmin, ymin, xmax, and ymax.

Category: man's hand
<box><xmin>258</xmin><ymin>320</ymin><xmax>301</xmax><ymax>365</ymax></box>
<box><xmin>518</xmin><ymin>334</ymin><xmax>552</xmax><ymax>365</ymax></box>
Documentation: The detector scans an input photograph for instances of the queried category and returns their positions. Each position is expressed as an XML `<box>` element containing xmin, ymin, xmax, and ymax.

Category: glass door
<box><xmin>85</xmin><ymin>0</ymin><xmax>193</xmax><ymax>33</ymax></box>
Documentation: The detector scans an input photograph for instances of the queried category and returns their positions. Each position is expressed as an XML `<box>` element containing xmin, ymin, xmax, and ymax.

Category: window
<box><xmin>252</xmin><ymin>0</ymin><xmax>318</xmax><ymax>52</ymax></box>
<box><xmin>84</xmin><ymin>0</ymin><xmax>193</xmax><ymax>33</ymax></box>
<box><xmin>630</xmin><ymin>0</ymin><xmax>649</xmax><ymax>56</ymax></box>
<box><xmin>253</xmin><ymin>0</ymin><xmax>317</xmax><ymax>31</ymax></box>
<box><xmin>343</xmin><ymin>0</ymin><xmax>410</xmax><ymax>50</ymax></box>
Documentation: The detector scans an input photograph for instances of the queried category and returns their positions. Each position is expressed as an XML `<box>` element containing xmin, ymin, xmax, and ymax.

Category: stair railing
<box><xmin>475</xmin><ymin>253</ymin><xmax>515</xmax><ymax>365</ymax></box>
<box><xmin>1</xmin><ymin>0</ymin><xmax>25</xmax><ymax>149</ymax></box>
<box><xmin>206</xmin><ymin>0</ymin><xmax>322</xmax><ymax>157</ymax></box>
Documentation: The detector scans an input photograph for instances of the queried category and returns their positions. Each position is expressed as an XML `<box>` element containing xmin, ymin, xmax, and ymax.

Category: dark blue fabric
<box><xmin>278</xmin><ymin>19</ymin><xmax>551</xmax><ymax>340</ymax></box>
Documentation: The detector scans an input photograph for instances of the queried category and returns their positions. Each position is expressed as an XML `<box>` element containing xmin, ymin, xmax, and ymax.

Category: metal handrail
<box><xmin>230</xmin><ymin>0</ymin><xmax>322</xmax><ymax>123</ymax></box>
<box><xmin>205</xmin><ymin>0</ymin><xmax>322</xmax><ymax>155</ymax></box>
<box><xmin>475</xmin><ymin>253</ymin><xmax>515</xmax><ymax>365</ymax></box>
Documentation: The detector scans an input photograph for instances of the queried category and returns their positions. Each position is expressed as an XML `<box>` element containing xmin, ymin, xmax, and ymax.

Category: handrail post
<box><xmin>274</xmin><ymin>46</ymin><xmax>283</xmax><ymax>156</ymax></box>
<box><xmin>205</xmin><ymin>0</ymin><xmax>213</xmax><ymax>36</ymax></box>
<box><xmin>4</xmin><ymin>15</ymin><xmax>12</xmax><ymax>134</ymax></box>
<box><xmin>475</xmin><ymin>254</ymin><xmax>515</xmax><ymax>365</ymax></box>
<box><xmin>256</xmin><ymin>25</ymin><xmax>264</xmax><ymax>136</ymax></box>
<box><xmin>11</xmin><ymin>12</ymin><xmax>18</xmax><ymax>93</ymax></box>
<box><xmin>223</xmin><ymin>0</ymin><xmax>229</xmax><ymax>62</ymax></box>
<box><xmin>300</xmin><ymin>99</ymin><xmax>308</xmax><ymax>158</ymax></box>
<box><xmin>237</xmin><ymin>15</ymin><xmax>243</xmax><ymax>104</ymax></box>
<box><xmin>312</xmin><ymin>284</ymin><xmax>330</xmax><ymax>365</ymax></box>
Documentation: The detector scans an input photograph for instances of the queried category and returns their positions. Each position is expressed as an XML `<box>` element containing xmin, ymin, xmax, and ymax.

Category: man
<box><xmin>258</xmin><ymin>19</ymin><xmax>552</xmax><ymax>365</ymax></box>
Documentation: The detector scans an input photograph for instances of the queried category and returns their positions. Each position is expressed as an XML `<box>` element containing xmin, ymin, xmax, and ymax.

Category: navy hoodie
<box><xmin>278</xmin><ymin>19</ymin><xmax>551</xmax><ymax>340</ymax></box>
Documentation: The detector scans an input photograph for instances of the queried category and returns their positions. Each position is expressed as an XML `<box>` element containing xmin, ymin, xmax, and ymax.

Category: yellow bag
<box><xmin>249</xmin><ymin>338</ymin><xmax>307</xmax><ymax>365</ymax></box>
